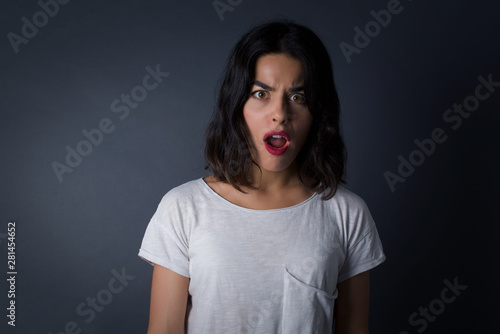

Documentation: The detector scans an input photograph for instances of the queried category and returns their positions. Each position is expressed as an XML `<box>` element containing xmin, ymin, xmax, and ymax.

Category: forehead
<box><xmin>253</xmin><ymin>54</ymin><xmax>305</xmax><ymax>85</ymax></box>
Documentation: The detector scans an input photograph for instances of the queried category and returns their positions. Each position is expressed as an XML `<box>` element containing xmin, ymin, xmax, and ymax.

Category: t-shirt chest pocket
<box><xmin>283</xmin><ymin>227</ymin><xmax>343</xmax><ymax>291</ymax></box>
<box><xmin>281</xmin><ymin>267</ymin><xmax>337</xmax><ymax>333</ymax></box>
<box><xmin>279</xmin><ymin>233</ymin><xmax>341</xmax><ymax>333</ymax></box>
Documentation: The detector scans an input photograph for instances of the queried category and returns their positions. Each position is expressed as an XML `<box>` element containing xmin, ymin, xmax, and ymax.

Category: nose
<box><xmin>271</xmin><ymin>96</ymin><xmax>288</xmax><ymax>124</ymax></box>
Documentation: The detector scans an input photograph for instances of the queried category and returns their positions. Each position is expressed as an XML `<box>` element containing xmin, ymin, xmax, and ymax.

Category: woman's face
<box><xmin>242</xmin><ymin>53</ymin><xmax>313</xmax><ymax>174</ymax></box>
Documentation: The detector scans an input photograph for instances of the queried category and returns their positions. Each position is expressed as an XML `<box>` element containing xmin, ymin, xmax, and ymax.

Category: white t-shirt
<box><xmin>138</xmin><ymin>177</ymin><xmax>386</xmax><ymax>334</ymax></box>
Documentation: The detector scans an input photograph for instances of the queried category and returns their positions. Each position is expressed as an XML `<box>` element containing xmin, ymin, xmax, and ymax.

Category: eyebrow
<box><xmin>252</xmin><ymin>80</ymin><xmax>304</xmax><ymax>93</ymax></box>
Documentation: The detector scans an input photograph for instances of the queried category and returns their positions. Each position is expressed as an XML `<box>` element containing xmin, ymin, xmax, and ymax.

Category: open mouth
<box><xmin>263</xmin><ymin>131</ymin><xmax>290</xmax><ymax>155</ymax></box>
<box><xmin>265</xmin><ymin>135</ymin><xmax>287</xmax><ymax>148</ymax></box>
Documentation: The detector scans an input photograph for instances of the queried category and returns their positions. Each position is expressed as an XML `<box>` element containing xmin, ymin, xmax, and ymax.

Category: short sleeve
<box><xmin>138</xmin><ymin>193</ymin><xmax>190</xmax><ymax>278</ymax></box>
<box><xmin>337</xmin><ymin>195</ymin><xmax>386</xmax><ymax>283</ymax></box>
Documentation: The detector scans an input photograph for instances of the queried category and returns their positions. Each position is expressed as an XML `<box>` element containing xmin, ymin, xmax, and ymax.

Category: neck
<box><xmin>247</xmin><ymin>161</ymin><xmax>301</xmax><ymax>193</ymax></box>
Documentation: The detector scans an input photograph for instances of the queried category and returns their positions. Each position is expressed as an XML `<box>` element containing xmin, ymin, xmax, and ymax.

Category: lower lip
<box><xmin>264</xmin><ymin>141</ymin><xmax>289</xmax><ymax>155</ymax></box>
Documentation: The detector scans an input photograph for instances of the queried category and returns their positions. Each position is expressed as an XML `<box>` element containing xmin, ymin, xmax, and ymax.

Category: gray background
<box><xmin>1</xmin><ymin>0</ymin><xmax>499</xmax><ymax>333</ymax></box>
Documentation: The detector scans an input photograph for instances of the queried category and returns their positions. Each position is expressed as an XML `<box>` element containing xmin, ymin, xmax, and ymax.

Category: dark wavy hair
<box><xmin>203</xmin><ymin>19</ymin><xmax>347</xmax><ymax>200</ymax></box>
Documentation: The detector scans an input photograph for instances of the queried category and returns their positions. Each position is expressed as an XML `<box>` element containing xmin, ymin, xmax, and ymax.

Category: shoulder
<box><xmin>163</xmin><ymin>178</ymin><xmax>203</xmax><ymax>198</ymax></box>
<box><xmin>149</xmin><ymin>178</ymin><xmax>206</xmax><ymax>232</ymax></box>
<box><xmin>156</xmin><ymin>178</ymin><xmax>205</xmax><ymax>211</ymax></box>
<box><xmin>321</xmin><ymin>184</ymin><xmax>370</xmax><ymax>213</ymax></box>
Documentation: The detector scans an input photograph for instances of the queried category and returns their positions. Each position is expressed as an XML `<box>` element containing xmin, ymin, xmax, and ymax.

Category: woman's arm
<box><xmin>333</xmin><ymin>271</ymin><xmax>370</xmax><ymax>334</ymax></box>
<box><xmin>147</xmin><ymin>264</ymin><xmax>190</xmax><ymax>334</ymax></box>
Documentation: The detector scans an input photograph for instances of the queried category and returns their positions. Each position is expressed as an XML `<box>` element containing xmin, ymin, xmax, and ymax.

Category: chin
<box><xmin>250</xmin><ymin>147</ymin><xmax>298</xmax><ymax>172</ymax></box>
<box><xmin>258</xmin><ymin>158</ymin><xmax>295</xmax><ymax>172</ymax></box>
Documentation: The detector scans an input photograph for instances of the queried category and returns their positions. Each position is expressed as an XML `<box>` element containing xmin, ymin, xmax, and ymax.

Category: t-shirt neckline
<box><xmin>198</xmin><ymin>177</ymin><xmax>318</xmax><ymax>213</ymax></box>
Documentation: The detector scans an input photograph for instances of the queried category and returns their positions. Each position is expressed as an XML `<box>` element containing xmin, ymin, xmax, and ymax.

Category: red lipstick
<box><xmin>263</xmin><ymin>130</ymin><xmax>290</xmax><ymax>155</ymax></box>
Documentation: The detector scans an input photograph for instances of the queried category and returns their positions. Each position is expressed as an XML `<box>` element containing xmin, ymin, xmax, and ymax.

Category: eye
<box><xmin>290</xmin><ymin>93</ymin><xmax>306</xmax><ymax>103</ymax></box>
<box><xmin>251</xmin><ymin>90</ymin><xmax>269</xmax><ymax>99</ymax></box>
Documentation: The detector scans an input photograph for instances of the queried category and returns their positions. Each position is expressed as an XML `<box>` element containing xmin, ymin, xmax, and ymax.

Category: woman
<box><xmin>139</xmin><ymin>20</ymin><xmax>386</xmax><ymax>334</ymax></box>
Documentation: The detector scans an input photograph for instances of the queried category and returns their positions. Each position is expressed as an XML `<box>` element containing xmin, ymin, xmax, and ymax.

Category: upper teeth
<box><xmin>271</xmin><ymin>135</ymin><xmax>284</xmax><ymax>138</ymax></box>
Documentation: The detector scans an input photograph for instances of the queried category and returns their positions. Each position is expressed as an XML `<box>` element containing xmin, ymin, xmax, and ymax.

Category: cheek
<box><xmin>298</xmin><ymin>112</ymin><xmax>314</xmax><ymax>138</ymax></box>
<box><xmin>242</xmin><ymin>107</ymin><xmax>260</xmax><ymax>143</ymax></box>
